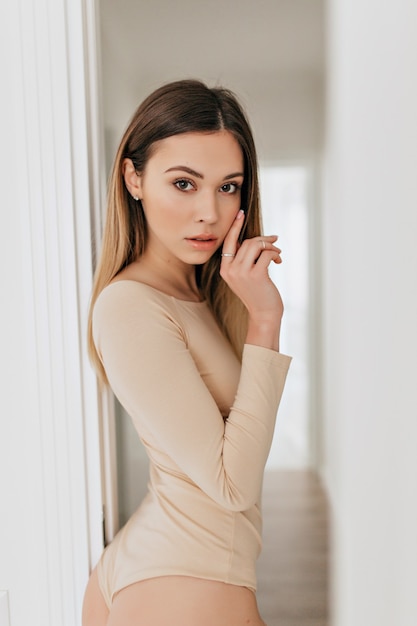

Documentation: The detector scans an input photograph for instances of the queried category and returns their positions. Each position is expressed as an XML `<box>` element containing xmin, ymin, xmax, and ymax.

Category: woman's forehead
<box><xmin>147</xmin><ymin>130</ymin><xmax>244</xmax><ymax>175</ymax></box>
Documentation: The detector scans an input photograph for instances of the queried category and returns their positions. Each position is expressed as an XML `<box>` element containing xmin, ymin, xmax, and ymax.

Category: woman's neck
<box><xmin>116</xmin><ymin>256</ymin><xmax>202</xmax><ymax>302</ymax></box>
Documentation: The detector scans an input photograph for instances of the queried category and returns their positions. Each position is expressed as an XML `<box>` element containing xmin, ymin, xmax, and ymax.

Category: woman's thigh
<box><xmin>82</xmin><ymin>567</ymin><xmax>109</xmax><ymax>626</ymax></box>
<box><xmin>107</xmin><ymin>576</ymin><xmax>267</xmax><ymax>626</ymax></box>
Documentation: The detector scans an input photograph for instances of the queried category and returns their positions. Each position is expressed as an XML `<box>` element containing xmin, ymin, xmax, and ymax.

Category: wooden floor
<box><xmin>256</xmin><ymin>470</ymin><xmax>329</xmax><ymax>626</ymax></box>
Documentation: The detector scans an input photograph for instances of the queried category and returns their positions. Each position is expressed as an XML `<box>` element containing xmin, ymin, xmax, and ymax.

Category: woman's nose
<box><xmin>194</xmin><ymin>191</ymin><xmax>218</xmax><ymax>223</ymax></box>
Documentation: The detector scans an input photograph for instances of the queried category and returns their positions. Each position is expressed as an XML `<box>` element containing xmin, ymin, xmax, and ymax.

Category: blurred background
<box><xmin>1</xmin><ymin>1</ymin><xmax>416</xmax><ymax>625</ymax></box>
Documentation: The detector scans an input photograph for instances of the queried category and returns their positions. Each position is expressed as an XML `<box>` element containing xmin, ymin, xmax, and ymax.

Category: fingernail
<box><xmin>236</xmin><ymin>209</ymin><xmax>245</xmax><ymax>220</ymax></box>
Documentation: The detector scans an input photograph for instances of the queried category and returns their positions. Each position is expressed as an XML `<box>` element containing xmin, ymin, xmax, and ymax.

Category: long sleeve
<box><xmin>93</xmin><ymin>281</ymin><xmax>291</xmax><ymax>512</ymax></box>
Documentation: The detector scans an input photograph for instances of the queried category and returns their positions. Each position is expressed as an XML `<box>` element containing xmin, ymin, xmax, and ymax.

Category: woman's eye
<box><xmin>174</xmin><ymin>179</ymin><xmax>194</xmax><ymax>191</ymax></box>
<box><xmin>220</xmin><ymin>183</ymin><xmax>239</xmax><ymax>194</ymax></box>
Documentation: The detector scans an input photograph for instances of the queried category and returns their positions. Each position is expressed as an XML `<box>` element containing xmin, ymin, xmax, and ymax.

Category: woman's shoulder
<box><xmin>92</xmin><ymin>280</ymin><xmax>188</xmax><ymax>353</ymax></box>
<box><xmin>100</xmin><ymin>278</ymin><xmax>173</xmax><ymax>298</ymax></box>
<box><xmin>95</xmin><ymin>279</ymin><xmax>178</xmax><ymax>318</ymax></box>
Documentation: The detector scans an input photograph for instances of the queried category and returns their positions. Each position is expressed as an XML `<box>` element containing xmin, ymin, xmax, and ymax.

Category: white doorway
<box><xmin>260</xmin><ymin>165</ymin><xmax>316</xmax><ymax>469</ymax></box>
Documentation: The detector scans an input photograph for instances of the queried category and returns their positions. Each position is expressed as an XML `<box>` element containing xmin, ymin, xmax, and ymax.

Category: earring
<box><xmin>132</xmin><ymin>195</ymin><xmax>139</xmax><ymax>201</ymax></box>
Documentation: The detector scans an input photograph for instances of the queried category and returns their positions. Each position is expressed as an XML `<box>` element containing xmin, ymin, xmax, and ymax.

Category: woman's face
<box><xmin>127</xmin><ymin>130</ymin><xmax>244</xmax><ymax>267</ymax></box>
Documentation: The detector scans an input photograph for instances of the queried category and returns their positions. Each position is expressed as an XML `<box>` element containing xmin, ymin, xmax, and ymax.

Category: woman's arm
<box><xmin>93</xmin><ymin>282</ymin><xmax>290</xmax><ymax>512</ymax></box>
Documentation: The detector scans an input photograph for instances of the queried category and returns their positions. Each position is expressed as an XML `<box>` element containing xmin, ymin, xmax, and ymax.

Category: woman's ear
<box><xmin>122</xmin><ymin>158</ymin><xmax>143</xmax><ymax>200</ymax></box>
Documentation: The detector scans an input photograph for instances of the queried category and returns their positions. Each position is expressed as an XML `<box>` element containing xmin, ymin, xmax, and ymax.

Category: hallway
<box><xmin>257</xmin><ymin>470</ymin><xmax>329</xmax><ymax>626</ymax></box>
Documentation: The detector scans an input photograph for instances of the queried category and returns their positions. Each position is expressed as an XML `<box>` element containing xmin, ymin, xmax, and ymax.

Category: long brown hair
<box><xmin>88</xmin><ymin>79</ymin><xmax>262</xmax><ymax>383</ymax></box>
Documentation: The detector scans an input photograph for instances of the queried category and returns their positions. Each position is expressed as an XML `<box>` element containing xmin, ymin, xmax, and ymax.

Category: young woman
<box><xmin>82</xmin><ymin>79</ymin><xmax>291</xmax><ymax>626</ymax></box>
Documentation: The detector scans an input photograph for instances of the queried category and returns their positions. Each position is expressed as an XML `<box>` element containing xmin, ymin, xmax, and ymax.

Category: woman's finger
<box><xmin>233</xmin><ymin>236</ymin><xmax>280</xmax><ymax>268</ymax></box>
<box><xmin>254</xmin><ymin>249</ymin><xmax>283</xmax><ymax>267</ymax></box>
<box><xmin>221</xmin><ymin>210</ymin><xmax>245</xmax><ymax>259</ymax></box>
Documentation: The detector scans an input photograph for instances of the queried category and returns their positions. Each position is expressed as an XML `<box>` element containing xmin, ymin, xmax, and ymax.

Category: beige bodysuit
<box><xmin>93</xmin><ymin>281</ymin><xmax>291</xmax><ymax>608</ymax></box>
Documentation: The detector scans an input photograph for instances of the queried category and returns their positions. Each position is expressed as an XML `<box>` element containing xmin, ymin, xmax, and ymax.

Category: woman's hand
<box><xmin>220</xmin><ymin>210</ymin><xmax>284</xmax><ymax>351</ymax></box>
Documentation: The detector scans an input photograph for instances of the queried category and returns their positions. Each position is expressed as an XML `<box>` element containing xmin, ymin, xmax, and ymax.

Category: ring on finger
<box><xmin>261</xmin><ymin>239</ymin><xmax>266</xmax><ymax>250</ymax></box>
<box><xmin>221</xmin><ymin>252</ymin><xmax>236</xmax><ymax>257</ymax></box>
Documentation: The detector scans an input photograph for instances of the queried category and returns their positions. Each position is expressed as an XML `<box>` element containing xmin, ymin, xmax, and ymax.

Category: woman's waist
<box><xmin>129</xmin><ymin>481</ymin><xmax>262</xmax><ymax>559</ymax></box>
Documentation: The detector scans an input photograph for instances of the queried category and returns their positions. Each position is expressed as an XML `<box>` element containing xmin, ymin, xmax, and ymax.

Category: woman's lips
<box><xmin>185</xmin><ymin>236</ymin><xmax>218</xmax><ymax>250</ymax></box>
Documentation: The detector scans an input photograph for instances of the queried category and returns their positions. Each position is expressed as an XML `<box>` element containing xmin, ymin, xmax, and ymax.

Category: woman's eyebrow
<box><xmin>165</xmin><ymin>166</ymin><xmax>203</xmax><ymax>178</ymax></box>
<box><xmin>223</xmin><ymin>171</ymin><xmax>244</xmax><ymax>180</ymax></box>
<box><xmin>164</xmin><ymin>166</ymin><xmax>244</xmax><ymax>180</ymax></box>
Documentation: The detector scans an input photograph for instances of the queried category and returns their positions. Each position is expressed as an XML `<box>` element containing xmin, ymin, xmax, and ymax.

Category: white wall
<box><xmin>322</xmin><ymin>1</ymin><xmax>417</xmax><ymax>624</ymax></box>
<box><xmin>0</xmin><ymin>2</ymin><xmax>104</xmax><ymax>625</ymax></box>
